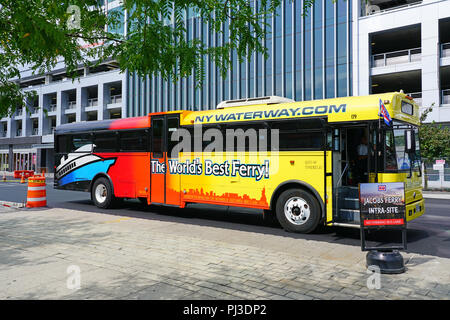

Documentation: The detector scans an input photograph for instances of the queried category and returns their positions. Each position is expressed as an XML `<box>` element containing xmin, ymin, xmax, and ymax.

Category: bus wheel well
<box><xmin>90</xmin><ymin>173</ymin><xmax>114</xmax><ymax>195</ymax></box>
<box><xmin>270</xmin><ymin>181</ymin><xmax>324</xmax><ymax>218</ymax></box>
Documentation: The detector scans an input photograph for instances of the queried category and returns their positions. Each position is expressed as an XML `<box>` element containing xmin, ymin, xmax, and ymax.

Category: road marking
<box><xmin>421</xmin><ymin>214</ymin><xmax>450</xmax><ymax>220</ymax></box>
<box><xmin>0</xmin><ymin>183</ymin><xmax>26</xmax><ymax>187</ymax></box>
<box><xmin>103</xmin><ymin>217</ymin><xmax>132</xmax><ymax>224</ymax></box>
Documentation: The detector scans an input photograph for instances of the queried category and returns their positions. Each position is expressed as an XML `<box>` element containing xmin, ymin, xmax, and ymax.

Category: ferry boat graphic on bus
<box><xmin>55</xmin><ymin>144</ymin><xmax>116</xmax><ymax>189</ymax></box>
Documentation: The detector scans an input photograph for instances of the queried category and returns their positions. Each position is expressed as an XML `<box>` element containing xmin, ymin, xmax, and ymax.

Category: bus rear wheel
<box><xmin>91</xmin><ymin>177</ymin><xmax>115</xmax><ymax>209</ymax></box>
<box><xmin>275</xmin><ymin>188</ymin><xmax>321</xmax><ymax>233</ymax></box>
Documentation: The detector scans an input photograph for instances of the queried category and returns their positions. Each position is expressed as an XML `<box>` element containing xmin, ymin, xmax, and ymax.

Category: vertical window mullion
<box><xmin>281</xmin><ymin>0</ymin><xmax>285</xmax><ymax>97</ymax></box>
<box><xmin>146</xmin><ymin>75</ymin><xmax>150</xmax><ymax>115</ymax></box>
<box><xmin>346</xmin><ymin>0</ymin><xmax>350</xmax><ymax>97</ymax></box>
<box><xmin>262</xmin><ymin>10</ymin><xmax>266</xmax><ymax>96</ymax></box>
<box><xmin>292</xmin><ymin>0</ymin><xmax>295</xmax><ymax>101</ymax></box>
<box><xmin>206</xmin><ymin>17</ymin><xmax>210</xmax><ymax>109</ymax></box>
<box><xmin>334</xmin><ymin>1</ymin><xmax>338</xmax><ymax>98</ymax></box>
<box><xmin>301</xmin><ymin>1</ymin><xmax>305</xmax><ymax>101</ymax></box>
<box><xmin>322</xmin><ymin>0</ymin><xmax>326</xmax><ymax>99</ymax></box>
<box><xmin>311</xmin><ymin>4</ymin><xmax>315</xmax><ymax>100</ymax></box>
<box><xmin>271</xmin><ymin>12</ymin><xmax>275</xmax><ymax>96</ymax></box>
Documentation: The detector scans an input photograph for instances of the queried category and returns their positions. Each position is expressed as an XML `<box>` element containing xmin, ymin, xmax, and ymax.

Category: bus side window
<box><xmin>202</xmin><ymin>124</ymin><xmax>222</xmax><ymax>153</ymax></box>
<box><xmin>384</xmin><ymin>130</ymin><xmax>398</xmax><ymax>170</ymax></box>
<box><xmin>120</xmin><ymin>130</ymin><xmax>149</xmax><ymax>152</ymax></box>
<box><xmin>72</xmin><ymin>134</ymin><xmax>93</xmax><ymax>153</ymax></box>
<box><xmin>152</xmin><ymin>119</ymin><xmax>164</xmax><ymax>157</ymax></box>
<box><xmin>94</xmin><ymin>132</ymin><xmax>118</xmax><ymax>153</ymax></box>
<box><xmin>56</xmin><ymin>135</ymin><xmax>72</xmax><ymax>154</ymax></box>
<box><xmin>224</xmin><ymin>123</ymin><xmax>267</xmax><ymax>152</ymax></box>
<box><xmin>186</xmin><ymin>126</ymin><xmax>203</xmax><ymax>153</ymax></box>
<box><xmin>167</xmin><ymin>118</ymin><xmax>179</xmax><ymax>158</ymax></box>
<box><xmin>270</xmin><ymin>120</ymin><xmax>324</xmax><ymax>151</ymax></box>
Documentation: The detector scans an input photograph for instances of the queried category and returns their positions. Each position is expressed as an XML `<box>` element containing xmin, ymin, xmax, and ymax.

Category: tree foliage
<box><xmin>419</xmin><ymin>104</ymin><xmax>450</xmax><ymax>160</ymax></box>
<box><xmin>1</xmin><ymin>0</ymin><xmax>316</xmax><ymax>117</ymax></box>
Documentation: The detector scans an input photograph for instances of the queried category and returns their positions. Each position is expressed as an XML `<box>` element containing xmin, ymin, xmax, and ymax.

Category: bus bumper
<box><xmin>406</xmin><ymin>198</ymin><xmax>425</xmax><ymax>222</ymax></box>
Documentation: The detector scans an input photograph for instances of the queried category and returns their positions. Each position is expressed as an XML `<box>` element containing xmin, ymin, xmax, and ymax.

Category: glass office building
<box><xmin>127</xmin><ymin>0</ymin><xmax>353</xmax><ymax>116</ymax></box>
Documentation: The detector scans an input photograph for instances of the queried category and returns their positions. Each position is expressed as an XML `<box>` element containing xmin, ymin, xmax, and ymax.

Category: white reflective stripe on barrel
<box><xmin>27</xmin><ymin>197</ymin><xmax>46</xmax><ymax>202</ymax></box>
<box><xmin>28</xmin><ymin>186</ymin><xmax>46</xmax><ymax>191</ymax></box>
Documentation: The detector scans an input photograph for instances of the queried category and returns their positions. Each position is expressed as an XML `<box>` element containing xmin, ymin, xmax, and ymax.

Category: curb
<box><xmin>0</xmin><ymin>200</ymin><xmax>26</xmax><ymax>209</ymax></box>
<box><xmin>422</xmin><ymin>193</ymin><xmax>450</xmax><ymax>200</ymax></box>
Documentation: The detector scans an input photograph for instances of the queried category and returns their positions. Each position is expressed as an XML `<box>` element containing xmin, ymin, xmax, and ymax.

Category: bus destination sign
<box><xmin>359</xmin><ymin>182</ymin><xmax>406</xmax><ymax>227</ymax></box>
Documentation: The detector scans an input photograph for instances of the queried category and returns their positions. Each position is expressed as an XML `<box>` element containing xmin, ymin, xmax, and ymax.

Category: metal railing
<box><xmin>441</xmin><ymin>42</ymin><xmax>450</xmax><ymax>58</ymax></box>
<box><xmin>32</xmin><ymin>128</ymin><xmax>39</xmax><ymax>136</ymax></box>
<box><xmin>67</xmin><ymin>101</ymin><xmax>77</xmax><ymax>109</ymax></box>
<box><xmin>442</xmin><ymin>89</ymin><xmax>450</xmax><ymax>105</ymax></box>
<box><xmin>110</xmin><ymin>94</ymin><xmax>122</xmax><ymax>104</ymax></box>
<box><xmin>407</xmin><ymin>92</ymin><xmax>422</xmax><ymax>106</ymax></box>
<box><xmin>16</xmin><ymin>129</ymin><xmax>22</xmax><ymax>136</ymax></box>
<box><xmin>371</xmin><ymin>47</ymin><xmax>421</xmax><ymax>68</ymax></box>
<box><xmin>361</xmin><ymin>0</ymin><xmax>422</xmax><ymax>17</ymax></box>
<box><xmin>16</xmin><ymin>109</ymin><xmax>23</xmax><ymax>116</ymax></box>
<box><xmin>48</xmin><ymin>104</ymin><xmax>57</xmax><ymax>112</ymax></box>
<box><xmin>423</xmin><ymin>158</ymin><xmax>450</xmax><ymax>190</ymax></box>
<box><xmin>87</xmin><ymin>98</ymin><xmax>98</xmax><ymax>107</ymax></box>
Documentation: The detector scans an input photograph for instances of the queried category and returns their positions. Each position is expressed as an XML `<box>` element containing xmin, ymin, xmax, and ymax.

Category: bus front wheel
<box><xmin>91</xmin><ymin>177</ymin><xmax>115</xmax><ymax>209</ymax></box>
<box><xmin>275</xmin><ymin>189</ymin><xmax>321</xmax><ymax>233</ymax></box>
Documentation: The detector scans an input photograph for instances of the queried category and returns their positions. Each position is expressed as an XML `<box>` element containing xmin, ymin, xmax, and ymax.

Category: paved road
<box><xmin>1</xmin><ymin>205</ymin><xmax>449</xmax><ymax>300</ymax></box>
<box><xmin>0</xmin><ymin>180</ymin><xmax>449</xmax><ymax>259</ymax></box>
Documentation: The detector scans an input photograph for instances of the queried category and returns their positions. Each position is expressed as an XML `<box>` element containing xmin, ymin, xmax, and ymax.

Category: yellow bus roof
<box><xmin>176</xmin><ymin>92</ymin><xmax>420</xmax><ymax>126</ymax></box>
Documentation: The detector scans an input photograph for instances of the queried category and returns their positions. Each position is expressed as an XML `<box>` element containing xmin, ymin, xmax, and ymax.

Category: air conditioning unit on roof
<box><xmin>216</xmin><ymin>96</ymin><xmax>295</xmax><ymax>109</ymax></box>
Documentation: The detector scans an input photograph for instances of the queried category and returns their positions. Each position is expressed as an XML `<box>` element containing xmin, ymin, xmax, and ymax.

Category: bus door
<box><xmin>331</xmin><ymin>124</ymin><xmax>372</xmax><ymax>224</ymax></box>
<box><xmin>150</xmin><ymin>115</ymin><xmax>181</xmax><ymax>205</ymax></box>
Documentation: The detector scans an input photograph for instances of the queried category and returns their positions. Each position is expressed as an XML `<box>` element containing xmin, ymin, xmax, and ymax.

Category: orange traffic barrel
<box><xmin>26</xmin><ymin>176</ymin><xmax>47</xmax><ymax>208</ymax></box>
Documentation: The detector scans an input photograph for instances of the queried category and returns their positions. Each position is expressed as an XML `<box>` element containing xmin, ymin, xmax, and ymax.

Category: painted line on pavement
<box><xmin>103</xmin><ymin>217</ymin><xmax>133</xmax><ymax>224</ymax></box>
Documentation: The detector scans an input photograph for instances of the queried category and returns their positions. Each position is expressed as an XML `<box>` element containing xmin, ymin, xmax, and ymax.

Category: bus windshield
<box><xmin>384</xmin><ymin>123</ymin><xmax>421</xmax><ymax>171</ymax></box>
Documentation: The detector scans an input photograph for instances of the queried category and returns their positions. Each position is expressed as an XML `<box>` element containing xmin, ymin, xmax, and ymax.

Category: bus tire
<box><xmin>275</xmin><ymin>188</ymin><xmax>321</xmax><ymax>233</ymax></box>
<box><xmin>92</xmin><ymin>177</ymin><xmax>115</xmax><ymax>209</ymax></box>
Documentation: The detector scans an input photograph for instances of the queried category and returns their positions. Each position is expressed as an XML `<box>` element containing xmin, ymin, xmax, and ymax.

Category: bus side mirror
<box><xmin>405</xmin><ymin>129</ymin><xmax>415</xmax><ymax>153</ymax></box>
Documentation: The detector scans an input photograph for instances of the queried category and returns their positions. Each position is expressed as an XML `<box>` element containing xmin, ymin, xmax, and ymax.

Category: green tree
<box><xmin>419</xmin><ymin>104</ymin><xmax>450</xmax><ymax>160</ymax></box>
<box><xmin>2</xmin><ymin>0</ymin><xmax>337</xmax><ymax>118</ymax></box>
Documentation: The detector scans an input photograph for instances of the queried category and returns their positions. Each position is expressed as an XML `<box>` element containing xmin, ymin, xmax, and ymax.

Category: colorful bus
<box><xmin>54</xmin><ymin>92</ymin><xmax>424</xmax><ymax>233</ymax></box>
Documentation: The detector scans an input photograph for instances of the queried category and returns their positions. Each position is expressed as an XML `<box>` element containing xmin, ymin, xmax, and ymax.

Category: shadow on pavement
<box><xmin>48</xmin><ymin>197</ymin><xmax>434</xmax><ymax>257</ymax></box>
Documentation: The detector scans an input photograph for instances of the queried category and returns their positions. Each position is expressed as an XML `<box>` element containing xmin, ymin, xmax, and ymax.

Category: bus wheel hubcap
<box><xmin>95</xmin><ymin>184</ymin><xmax>107</xmax><ymax>203</ymax></box>
<box><xmin>284</xmin><ymin>197</ymin><xmax>310</xmax><ymax>225</ymax></box>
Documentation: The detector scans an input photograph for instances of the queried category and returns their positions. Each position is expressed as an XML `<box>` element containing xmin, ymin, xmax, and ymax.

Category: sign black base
<box><xmin>359</xmin><ymin>182</ymin><xmax>408</xmax><ymax>274</ymax></box>
<box><xmin>366</xmin><ymin>250</ymin><xmax>405</xmax><ymax>274</ymax></box>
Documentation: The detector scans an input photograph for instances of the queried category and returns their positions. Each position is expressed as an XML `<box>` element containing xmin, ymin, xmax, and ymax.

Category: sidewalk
<box><xmin>422</xmin><ymin>191</ymin><xmax>450</xmax><ymax>200</ymax></box>
<box><xmin>0</xmin><ymin>207</ymin><xmax>448</xmax><ymax>300</ymax></box>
